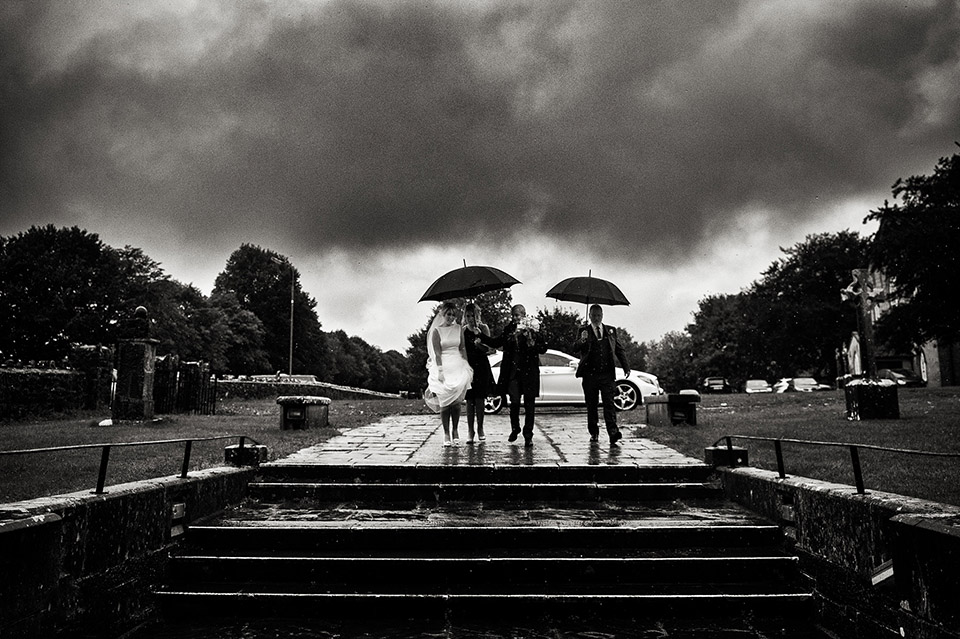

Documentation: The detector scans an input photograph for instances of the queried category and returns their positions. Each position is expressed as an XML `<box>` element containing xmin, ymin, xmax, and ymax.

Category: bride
<box><xmin>424</xmin><ymin>301</ymin><xmax>474</xmax><ymax>446</ymax></box>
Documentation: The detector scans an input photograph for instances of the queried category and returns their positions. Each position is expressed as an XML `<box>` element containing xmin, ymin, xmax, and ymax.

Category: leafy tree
<box><xmin>535</xmin><ymin>307</ymin><xmax>583</xmax><ymax>352</ymax></box>
<box><xmin>213</xmin><ymin>244</ymin><xmax>331</xmax><ymax>376</ymax></box>
<box><xmin>0</xmin><ymin>226</ymin><xmax>128</xmax><ymax>359</ymax></box>
<box><xmin>748</xmin><ymin>231</ymin><xmax>869</xmax><ymax>381</ymax></box>
<box><xmin>866</xmin><ymin>149</ymin><xmax>960</xmax><ymax>348</ymax></box>
<box><xmin>644</xmin><ymin>331</ymin><xmax>698</xmax><ymax>392</ymax></box>
<box><xmin>210</xmin><ymin>291</ymin><xmax>271</xmax><ymax>374</ymax></box>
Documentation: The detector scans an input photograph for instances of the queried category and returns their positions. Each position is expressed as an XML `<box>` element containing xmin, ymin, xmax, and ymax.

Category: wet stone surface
<box><xmin>128</xmin><ymin>615</ymin><xmax>835</xmax><ymax>638</ymax></box>
<box><xmin>275</xmin><ymin>414</ymin><xmax>704</xmax><ymax>468</ymax></box>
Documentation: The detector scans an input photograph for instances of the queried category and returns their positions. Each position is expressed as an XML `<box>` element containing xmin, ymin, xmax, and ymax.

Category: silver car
<box><xmin>483</xmin><ymin>349</ymin><xmax>664</xmax><ymax>414</ymax></box>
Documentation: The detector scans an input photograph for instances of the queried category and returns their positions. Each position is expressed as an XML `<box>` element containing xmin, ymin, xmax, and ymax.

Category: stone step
<box><xmin>155</xmin><ymin>589</ymin><xmax>813</xmax><ymax>619</ymax></box>
<box><xmin>166</xmin><ymin>555</ymin><xmax>802</xmax><ymax>586</ymax></box>
<box><xmin>183</xmin><ymin>524</ymin><xmax>785</xmax><ymax>555</ymax></box>
<box><xmin>256</xmin><ymin>463</ymin><xmax>715</xmax><ymax>484</ymax></box>
<box><xmin>246</xmin><ymin>481</ymin><xmax>723</xmax><ymax>503</ymax></box>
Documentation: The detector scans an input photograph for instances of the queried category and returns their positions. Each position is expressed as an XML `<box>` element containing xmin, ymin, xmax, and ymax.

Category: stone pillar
<box><xmin>112</xmin><ymin>307</ymin><xmax>158</xmax><ymax>421</ymax></box>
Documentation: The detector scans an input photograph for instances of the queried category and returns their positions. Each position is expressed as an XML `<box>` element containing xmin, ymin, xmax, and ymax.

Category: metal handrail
<box><xmin>0</xmin><ymin>435</ymin><xmax>260</xmax><ymax>495</ymax></box>
<box><xmin>714</xmin><ymin>434</ymin><xmax>960</xmax><ymax>495</ymax></box>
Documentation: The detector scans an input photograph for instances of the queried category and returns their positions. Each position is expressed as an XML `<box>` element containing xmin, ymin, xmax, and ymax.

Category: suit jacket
<box><xmin>574</xmin><ymin>323</ymin><xmax>630</xmax><ymax>381</ymax></box>
<box><xmin>479</xmin><ymin>320</ymin><xmax>547</xmax><ymax>394</ymax></box>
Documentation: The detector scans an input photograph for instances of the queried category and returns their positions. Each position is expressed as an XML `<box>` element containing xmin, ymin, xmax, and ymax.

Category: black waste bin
<box><xmin>276</xmin><ymin>395</ymin><xmax>332</xmax><ymax>430</ymax></box>
<box><xmin>844</xmin><ymin>380</ymin><xmax>899</xmax><ymax>420</ymax></box>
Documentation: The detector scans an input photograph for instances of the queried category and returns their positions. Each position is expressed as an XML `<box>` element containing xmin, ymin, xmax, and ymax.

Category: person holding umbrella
<box><xmin>478</xmin><ymin>304</ymin><xmax>547</xmax><ymax>447</ymax></box>
<box><xmin>573</xmin><ymin>304</ymin><xmax>631</xmax><ymax>445</ymax></box>
<box><xmin>424</xmin><ymin>302</ymin><xmax>474</xmax><ymax>446</ymax></box>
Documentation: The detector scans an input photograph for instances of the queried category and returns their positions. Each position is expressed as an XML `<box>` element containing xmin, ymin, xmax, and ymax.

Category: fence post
<box><xmin>849</xmin><ymin>445</ymin><xmax>865</xmax><ymax>494</ymax></box>
<box><xmin>180</xmin><ymin>440</ymin><xmax>193</xmax><ymax>479</ymax></box>
<box><xmin>95</xmin><ymin>445</ymin><xmax>111</xmax><ymax>494</ymax></box>
<box><xmin>774</xmin><ymin>440</ymin><xmax>785</xmax><ymax>478</ymax></box>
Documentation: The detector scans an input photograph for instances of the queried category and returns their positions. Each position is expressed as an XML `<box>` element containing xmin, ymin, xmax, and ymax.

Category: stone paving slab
<box><xmin>274</xmin><ymin>414</ymin><xmax>703</xmax><ymax>468</ymax></box>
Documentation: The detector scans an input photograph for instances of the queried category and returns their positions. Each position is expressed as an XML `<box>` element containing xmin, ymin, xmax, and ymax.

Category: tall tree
<box><xmin>0</xmin><ymin>226</ymin><xmax>128</xmax><ymax>359</ymax></box>
<box><xmin>866</xmin><ymin>149</ymin><xmax>960</xmax><ymax>348</ymax></box>
<box><xmin>209</xmin><ymin>291</ymin><xmax>271</xmax><ymax>374</ymax></box>
<box><xmin>213</xmin><ymin>244</ymin><xmax>330</xmax><ymax>376</ymax></box>
<box><xmin>645</xmin><ymin>331</ymin><xmax>698</xmax><ymax>392</ymax></box>
<box><xmin>535</xmin><ymin>307</ymin><xmax>583</xmax><ymax>353</ymax></box>
<box><xmin>749</xmin><ymin>231</ymin><xmax>869</xmax><ymax>380</ymax></box>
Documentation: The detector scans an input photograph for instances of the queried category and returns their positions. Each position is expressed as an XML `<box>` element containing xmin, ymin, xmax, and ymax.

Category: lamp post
<box><xmin>271</xmin><ymin>257</ymin><xmax>294</xmax><ymax>376</ymax></box>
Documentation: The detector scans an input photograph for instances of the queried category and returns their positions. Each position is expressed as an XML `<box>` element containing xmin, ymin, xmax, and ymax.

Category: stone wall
<box><xmin>0</xmin><ymin>466</ymin><xmax>256</xmax><ymax>638</ymax></box>
<box><xmin>719</xmin><ymin>466</ymin><xmax>960</xmax><ymax>639</ymax></box>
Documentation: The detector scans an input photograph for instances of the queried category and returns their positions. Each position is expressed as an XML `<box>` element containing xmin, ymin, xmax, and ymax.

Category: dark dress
<box><xmin>464</xmin><ymin>326</ymin><xmax>494</xmax><ymax>400</ymax></box>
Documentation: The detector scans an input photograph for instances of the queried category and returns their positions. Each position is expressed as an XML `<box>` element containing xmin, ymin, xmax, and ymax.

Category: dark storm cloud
<box><xmin>2</xmin><ymin>0</ymin><xmax>958</xmax><ymax>262</ymax></box>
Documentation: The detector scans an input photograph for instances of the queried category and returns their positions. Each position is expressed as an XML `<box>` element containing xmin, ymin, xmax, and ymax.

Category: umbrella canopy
<box><xmin>546</xmin><ymin>275</ymin><xmax>630</xmax><ymax>306</ymax></box>
<box><xmin>419</xmin><ymin>265</ymin><xmax>521</xmax><ymax>302</ymax></box>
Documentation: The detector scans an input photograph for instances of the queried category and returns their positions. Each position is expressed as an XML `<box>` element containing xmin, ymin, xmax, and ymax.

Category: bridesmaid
<box><xmin>462</xmin><ymin>303</ymin><xmax>494</xmax><ymax>444</ymax></box>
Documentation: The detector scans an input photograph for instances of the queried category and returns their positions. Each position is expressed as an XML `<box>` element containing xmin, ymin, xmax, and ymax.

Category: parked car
<box><xmin>744</xmin><ymin>379</ymin><xmax>773</xmax><ymax>393</ymax></box>
<box><xmin>876</xmin><ymin>368</ymin><xmax>927</xmax><ymax>387</ymax></box>
<box><xmin>484</xmin><ymin>349</ymin><xmax>664</xmax><ymax>414</ymax></box>
<box><xmin>773</xmin><ymin>377</ymin><xmax>832</xmax><ymax>393</ymax></box>
<box><xmin>701</xmin><ymin>377</ymin><xmax>733</xmax><ymax>393</ymax></box>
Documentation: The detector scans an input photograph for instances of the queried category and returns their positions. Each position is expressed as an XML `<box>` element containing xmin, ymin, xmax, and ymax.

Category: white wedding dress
<box><xmin>424</xmin><ymin>324</ymin><xmax>473</xmax><ymax>413</ymax></box>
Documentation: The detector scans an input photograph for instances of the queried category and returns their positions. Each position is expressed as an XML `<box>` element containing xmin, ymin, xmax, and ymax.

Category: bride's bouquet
<box><xmin>517</xmin><ymin>316</ymin><xmax>541</xmax><ymax>336</ymax></box>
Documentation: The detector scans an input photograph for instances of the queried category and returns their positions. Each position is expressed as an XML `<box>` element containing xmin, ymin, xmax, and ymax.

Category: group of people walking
<box><xmin>423</xmin><ymin>302</ymin><xmax>631</xmax><ymax>448</ymax></box>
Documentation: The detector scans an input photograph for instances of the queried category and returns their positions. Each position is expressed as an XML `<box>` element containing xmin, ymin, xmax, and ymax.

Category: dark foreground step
<box><xmin>182</xmin><ymin>524</ymin><xmax>785</xmax><ymax>554</ymax></box>
<box><xmin>247</xmin><ymin>481</ymin><xmax>722</xmax><ymax>503</ymax></box>
<box><xmin>167</xmin><ymin>555</ymin><xmax>801</xmax><ymax>586</ymax></box>
<box><xmin>127</xmin><ymin>613</ymin><xmax>838</xmax><ymax>639</ymax></box>
<box><xmin>257</xmin><ymin>463</ymin><xmax>716</xmax><ymax>485</ymax></box>
<box><xmin>155</xmin><ymin>589</ymin><xmax>813</xmax><ymax>620</ymax></box>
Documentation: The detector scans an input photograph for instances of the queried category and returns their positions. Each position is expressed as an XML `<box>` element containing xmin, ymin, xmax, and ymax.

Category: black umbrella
<box><xmin>419</xmin><ymin>263</ymin><xmax>521</xmax><ymax>302</ymax></box>
<box><xmin>546</xmin><ymin>272</ymin><xmax>630</xmax><ymax>306</ymax></box>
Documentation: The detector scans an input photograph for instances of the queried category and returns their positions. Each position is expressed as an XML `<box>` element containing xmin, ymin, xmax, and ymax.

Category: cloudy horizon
<box><xmin>2</xmin><ymin>0</ymin><xmax>958</xmax><ymax>354</ymax></box>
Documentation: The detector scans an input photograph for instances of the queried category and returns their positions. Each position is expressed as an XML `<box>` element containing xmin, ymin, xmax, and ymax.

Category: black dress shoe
<box><xmin>508</xmin><ymin>429</ymin><xmax>520</xmax><ymax>442</ymax></box>
<box><xmin>589</xmin><ymin>436</ymin><xmax>599</xmax><ymax>443</ymax></box>
<box><xmin>610</xmin><ymin>431</ymin><xmax>623</xmax><ymax>445</ymax></box>
<box><xmin>524</xmin><ymin>438</ymin><xmax>533</xmax><ymax>447</ymax></box>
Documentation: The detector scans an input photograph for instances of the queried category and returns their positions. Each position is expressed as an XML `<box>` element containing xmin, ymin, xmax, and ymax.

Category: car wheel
<box><xmin>484</xmin><ymin>395</ymin><xmax>504</xmax><ymax>414</ymax></box>
<box><xmin>613</xmin><ymin>381</ymin><xmax>640</xmax><ymax>411</ymax></box>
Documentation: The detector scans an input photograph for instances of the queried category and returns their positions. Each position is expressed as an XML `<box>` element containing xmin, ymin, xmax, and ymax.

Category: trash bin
<box><xmin>844</xmin><ymin>379</ymin><xmax>899</xmax><ymax>420</ymax></box>
<box><xmin>276</xmin><ymin>395</ymin><xmax>332</xmax><ymax>430</ymax></box>
<box><xmin>645</xmin><ymin>392</ymin><xmax>700</xmax><ymax>426</ymax></box>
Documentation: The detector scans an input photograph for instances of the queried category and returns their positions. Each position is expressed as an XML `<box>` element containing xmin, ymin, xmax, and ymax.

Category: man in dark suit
<box><xmin>574</xmin><ymin>304</ymin><xmax>631</xmax><ymax>445</ymax></box>
<box><xmin>479</xmin><ymin>304</ymin><xmax>547</xmax><ymax>446</ymax></box>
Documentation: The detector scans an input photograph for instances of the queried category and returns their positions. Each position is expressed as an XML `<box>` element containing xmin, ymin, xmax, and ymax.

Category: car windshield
<box><xmin>746</xmin><ymin>380</ymin><xmax>767</xmax><ymax>388</ymax></box>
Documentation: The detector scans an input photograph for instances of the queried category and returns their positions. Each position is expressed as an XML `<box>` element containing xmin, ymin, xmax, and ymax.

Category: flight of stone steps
<box><xmin>156</xmin><ymin>462</ymin><xmax>814</xmax><ymax>625</ymax></box>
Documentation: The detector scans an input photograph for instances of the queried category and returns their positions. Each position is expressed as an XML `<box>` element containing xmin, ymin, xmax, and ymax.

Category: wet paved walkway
<box><xmin>276</xmin><ymin>413</ymin><xmax>703</xmax><ymax>469</ymax></box>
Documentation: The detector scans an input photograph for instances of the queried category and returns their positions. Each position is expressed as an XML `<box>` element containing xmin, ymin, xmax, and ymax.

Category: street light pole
<box><xmin>287</xmin><ymin>268</ymin><xmax>294</xmax><ymax>376</ymax></box>
<box><xmin>272</xmin><ymin>257</ymin><xmax>294</xmax><ymax>376</ymax></box>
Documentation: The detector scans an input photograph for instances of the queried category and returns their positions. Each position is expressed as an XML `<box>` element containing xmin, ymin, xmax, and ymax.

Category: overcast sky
<box><xmin>2</xmin><ymin>0</ymin><xmax>959</xmax><ymax>354</ymax></box>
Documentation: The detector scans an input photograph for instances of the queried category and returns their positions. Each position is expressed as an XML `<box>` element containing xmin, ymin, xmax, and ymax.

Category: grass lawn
<box><xmin>618</xmin><ymin>386</ymin><xmax>960</xmax><ymax>507</ymax></box>
<box><xmin>0</xmin><ymin>397</ymin><xmax>431</xmax><ymax>503</ymax></box>
<box><xmin>2</xmin><ymin>388</ymin><xmax>958</xmax><ymax>507</ymax></box>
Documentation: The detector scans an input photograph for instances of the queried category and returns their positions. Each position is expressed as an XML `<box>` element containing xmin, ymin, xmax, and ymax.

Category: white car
<box><xmin>483</xmin><ymin>349</ymin><xmax>664</xmax><ymax>414</ymax></box>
